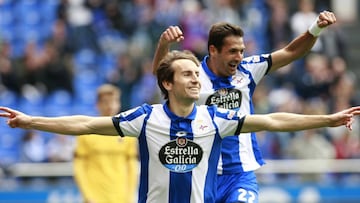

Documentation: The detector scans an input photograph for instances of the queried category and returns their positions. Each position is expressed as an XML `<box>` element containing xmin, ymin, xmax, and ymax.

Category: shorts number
<box><xmin>237</xmin><ymin>188</ymin><xmax>256</xmax><ymax>203</ymax></box>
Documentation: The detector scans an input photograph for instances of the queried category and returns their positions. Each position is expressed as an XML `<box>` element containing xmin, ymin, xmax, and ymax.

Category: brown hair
<box><xmin>156</xmin><ymin>50</ymin><xmax>200</xmax><ymax>100</ymax></box>
<box><xmin>208</xmin><ymin>22</ymin><xmax>244</xmax><ymax>52</ymax></box>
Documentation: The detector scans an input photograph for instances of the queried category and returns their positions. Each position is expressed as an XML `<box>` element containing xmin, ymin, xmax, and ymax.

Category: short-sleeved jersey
<box><xmin>112</xmin><ymin>103</ymin><xmax>245</xmax><ymax>203</ymax></box>
<box><xmin>197</xmin><ymin>55</ymin><xmax>271</xmax><ymax>174</ymax></box>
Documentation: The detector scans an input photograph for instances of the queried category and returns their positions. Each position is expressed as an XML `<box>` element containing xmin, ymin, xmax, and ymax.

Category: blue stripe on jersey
<box><xmin>168</xmin><ymin>116</ymin><xmax>194</xmax><ymax>202</ymax></box>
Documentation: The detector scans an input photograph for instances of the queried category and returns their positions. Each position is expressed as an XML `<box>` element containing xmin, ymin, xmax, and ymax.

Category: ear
<box><xmin>162</xmin><ymin>80</ymin><xmax>172</xmax><ymax>91</ymax></box>
<box><xmin>209</xmin><ymin>45</ymin><xmax>217</xmax><ymax>56</ymax></box>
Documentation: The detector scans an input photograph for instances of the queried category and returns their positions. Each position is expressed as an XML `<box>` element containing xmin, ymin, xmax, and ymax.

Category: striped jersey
<box><xmin>197</xmin><ymin>54</ymin><xmax>271</xmax><ymax>174</ymax></box>
<box><xmin>112</xmin><ymin>103</ymin><xmax>245</xmax><ymax>203</ymax></box>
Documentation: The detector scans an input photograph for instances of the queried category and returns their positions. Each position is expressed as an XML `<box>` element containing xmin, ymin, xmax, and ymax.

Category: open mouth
<box><xmin>229</xmin><ymin>62</ymin><xmax>238</xmax><ymax>69</ymax></box>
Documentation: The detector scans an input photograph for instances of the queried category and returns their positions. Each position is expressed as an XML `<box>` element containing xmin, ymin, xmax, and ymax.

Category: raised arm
<box><xmin>0</xmin><ymin>106</ymin><xmax>118</xmax><ymax>135</ymax></box>
<box><xmin>241</xmin><ymin>106</ymin><xmax>360</xmax><ymax>133</ymax></box>
<box><xmin>152</xmin><ymin>26</ymin><xmax>184</xmax><ymax>75</ymax></box>
<box><xmin>270</xmin><ymin>10</ymin><xmax>336</xmax><ymax>72</ymax></box>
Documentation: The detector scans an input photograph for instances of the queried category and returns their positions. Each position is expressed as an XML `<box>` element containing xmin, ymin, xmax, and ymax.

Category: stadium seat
<box><xmin>14</xmin><ymin>0</ymin><xmax>41</xmax><ymax>26</ymax></box>
<box><xmin>73</xmin><ymin>49</ymin><xmax>97</xmax><ymax>71</ymax></box>
<box><xmin>18</xmin><ymin>92</ymin><xmax>45</xmax><ymax>116</ymax></box>
<box><xmin>40</xmin><ymin>0</ymin><xmax>59</xmax><ymax>24</ymax></box>
<box><xmin>0</xmin><ymin>128</ymin><xmax>23</xmax><ymax>166</ymax></box>
<box><xmin>0</xmin><ymin>90</ymin><xmax>18</xmax><ymax>109</ymax></box>
<box><xmin>0</xmin><ymin>6</ymin><xmax>14</xmax><ymax>27</ymax></box>
<box><xmin>44</xmin><ymin>90</ymin><xmax>73</xmax><ymax>116</ymax></box>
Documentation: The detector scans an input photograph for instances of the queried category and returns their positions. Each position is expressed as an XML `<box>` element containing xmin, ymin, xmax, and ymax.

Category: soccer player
<box><xmin>152</xmin><ymin>11</ymin><xmax>336</xmax><ymax>203</ymax></box>
<box><xmin>1</xmin><ymin>50</ymin><xmax>358</xmax><ymax>203</ymax></box>
<box><xmin>73</xmin><ymin>84</ymin><xmax>138</xmax><ymax>203</ymax></box>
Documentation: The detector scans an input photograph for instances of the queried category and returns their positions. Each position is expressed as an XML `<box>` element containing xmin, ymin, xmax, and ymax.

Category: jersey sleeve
<box><xmin>212</xmin><ymin>106</ymin><xmax>245</xmax><ymax>138</ymax></box>
<box><xmin>241</xmin><ymin>54</ymin><xmax>272</xmax><ymax>84</ymax></box>
<box><xmin>112</xmin><ymin>104</ymin><xmax>152</xmax><ymax>137</ymax></box>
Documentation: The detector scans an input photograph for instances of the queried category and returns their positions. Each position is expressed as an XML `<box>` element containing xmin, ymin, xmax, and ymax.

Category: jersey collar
<box><xmin>201</xmin><ymin>55</ymin><xmax>234</xmax><ymax>90</ymax></box>
<box><xmin>163</xmin><ymin>101</ymin><xmax>197</xmax><ymax>121</ymax></box>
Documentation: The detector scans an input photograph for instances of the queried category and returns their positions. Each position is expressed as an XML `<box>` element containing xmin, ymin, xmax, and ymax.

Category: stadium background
<box><xmin>0</xmin><ymin>0</ymin><xmax>360</xmax><ymax>202</ymax></box>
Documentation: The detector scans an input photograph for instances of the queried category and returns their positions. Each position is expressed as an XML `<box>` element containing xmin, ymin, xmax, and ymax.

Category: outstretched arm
<box><xmin>270</xmin><ymin>10</ymin><xmax>336</xmax><ymax>72</ymax></box>
<box><xmin>152</xmin><ymin>26</ymin><xmax>184</xmax><ymax>75</ymax></box>
<box><xmin>241</xmin><ymin>106</ymin><xmax>360</xmax><ymax>133</ymax></box>
<box><xmin>0</xmin><ymin>107</ymin><xmax>118</xmax><ymax>135</ymax></box>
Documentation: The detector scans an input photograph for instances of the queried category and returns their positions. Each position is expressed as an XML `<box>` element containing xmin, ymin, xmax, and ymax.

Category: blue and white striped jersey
<box><xmin>112</xmin><ymin>103</ymin><xmax>245</xmax><ymax>203</ymax></box>
<box><xmin>197</xmin><ymin>54</ymin><xmax>271</xmax><ymax>174</ymax></box>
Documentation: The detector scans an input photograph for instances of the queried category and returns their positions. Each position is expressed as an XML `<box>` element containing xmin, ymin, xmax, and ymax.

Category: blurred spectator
<box><xmin>266</xmin><ymin>0</ymin><xmax>292</xmax><ymax>51</ymax></box>
<box><xmin>290</xmin><ymin>0</ymin><xmax>321</xmax><ymax>51</ymax></box>
<box><xmin>264</xmin><ymin>87</ymin><xmax>303</xmax><ymax>158</ymax></box>
<box><xmin>46</xmin><ymin>134</ymin><xmax>75</xmax><ymax>162</ymax></box>
<box><xmin>41</xmin><ymin>39</ymin><xmax>74</xmax><ymax>95</ymax></box>
<box><xmin>286</xmin><ymin>100</ymin><xmax>336</xmax><ymax>181</ymax></box>
<box><xmin>179</xmin><ymin>0</ymin><xmax>208</xmax><ymax>58</ymax></box>
<box><xmin>320</xmin><ymin>23</ymin><xmax>348</xmax><ymax>59</ymax></box>
<box><xmin>108</xmin><ymin>53</ymin><xmax>140</xmax><ymax>111</ymax></box>
<box><xmin>103</xmin><ymin>0</ymin><xmax>137</xmax><ymax>37</ymax></box>
<box><xmin>0</xmin><ymin>41</ymin><xmax>21</xmax><ymax>94</ymax></box>
<box><xmin>19</xmin><ymin>41</ymin><xmax>47</xmax><ymax>96</ymax></box>
<box><xmin>206</xmin><ymin>0</ymin><xmax>241</xmax><ymax>25</ymax></box>
<box><xmin>59</xmin><ymin>0</ymin><xmax>99</xmax><ymax>52</ymax></box>
<box><xmin>20</xmin><ymin>130</ymin><xmax>47</xmax><ymax>163</ymax></box>
<box><xmin>293</xmin><ymin>53</ymin><xmax>334</xmax><ymax>100</ymax></box>
<box><xmin>288</xmin><ymin>128</ymin><xmax>335</xmax><ymax>160</ymax></box>
<box><xmin>51</xmin><ymin>19</ymin><xmax>75</xmax><ymax>57</ymax></box>
<box><xmin>153</xmin><ymin>0</ymin><xmax>182</xmax><ymax>32</ymax></box>
<box><xmin>130</xmin><ymin>57</ymin><xmax>161</xmax><ymax>107</ymax></box>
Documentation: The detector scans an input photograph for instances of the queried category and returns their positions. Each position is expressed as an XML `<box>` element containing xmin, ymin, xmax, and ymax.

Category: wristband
<box><xmin>308</xmin><ymin>18</ymin><xmax>323</xmax><ymax>37</ymax></box>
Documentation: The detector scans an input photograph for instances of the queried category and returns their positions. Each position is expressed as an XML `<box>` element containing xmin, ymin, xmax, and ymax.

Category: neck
<box><xmin>207</xmin><ymin>56</ymin><xmax>219</xmax><ymax>76</ymax></box>
<box><xmin>167</xmin><ymin>98</ymin><xmax>195</xmax><ymax>118</ymax></box>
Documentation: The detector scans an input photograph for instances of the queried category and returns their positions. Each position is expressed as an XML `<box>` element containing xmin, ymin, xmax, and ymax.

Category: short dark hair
<box><xmin>208</xmin><ymin>22</ymin><xmax>244</xmax><ymax>52</ymax></box>
<box><xmin>156</xmin><ymin>50</ymin><xmax>200</xmax><ymax>100</ymax></box>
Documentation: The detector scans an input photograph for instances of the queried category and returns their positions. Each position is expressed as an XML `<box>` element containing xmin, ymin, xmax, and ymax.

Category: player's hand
<box><xmin>159</xmin><ymin>26</ymin><xmax>184</xmax><ymax>46</ymax></box>
<box><xmin>317</xmin><ymin>10</ymin><xmax>336</xmax><ymax>28</ymax></box>
<box><xmin>330</xmin><ymin>106</ymin><xmax>360</xmax><ymax>130</ymax></box>
<box><xmin>0</xmin><ymin>106</ymin><xmax>32</xmax><ymax>129</ymax></box>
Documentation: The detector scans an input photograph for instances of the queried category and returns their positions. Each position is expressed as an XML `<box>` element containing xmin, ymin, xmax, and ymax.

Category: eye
<box><xmin>183</xmin><ymin>72</ymin><xmax>191</xmax><ymax>76</ymax></box>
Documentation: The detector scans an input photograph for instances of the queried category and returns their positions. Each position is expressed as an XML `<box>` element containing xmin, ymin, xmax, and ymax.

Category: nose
<box><xmin>235</xmin><ymin>51</ymin><xmax>243</xmax><ymax>60</ymax></box>
<box><xmin>191</xmin><ymin>74</ymin><xmax>200</xmax><ymax>86</ymax></box>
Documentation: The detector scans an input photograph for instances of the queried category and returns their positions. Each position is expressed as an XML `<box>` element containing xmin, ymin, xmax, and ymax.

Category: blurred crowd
<box><xmin>0</xmin><ymin>0</ymin><xmax>360</xmax><ymax>184</ymax></box>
